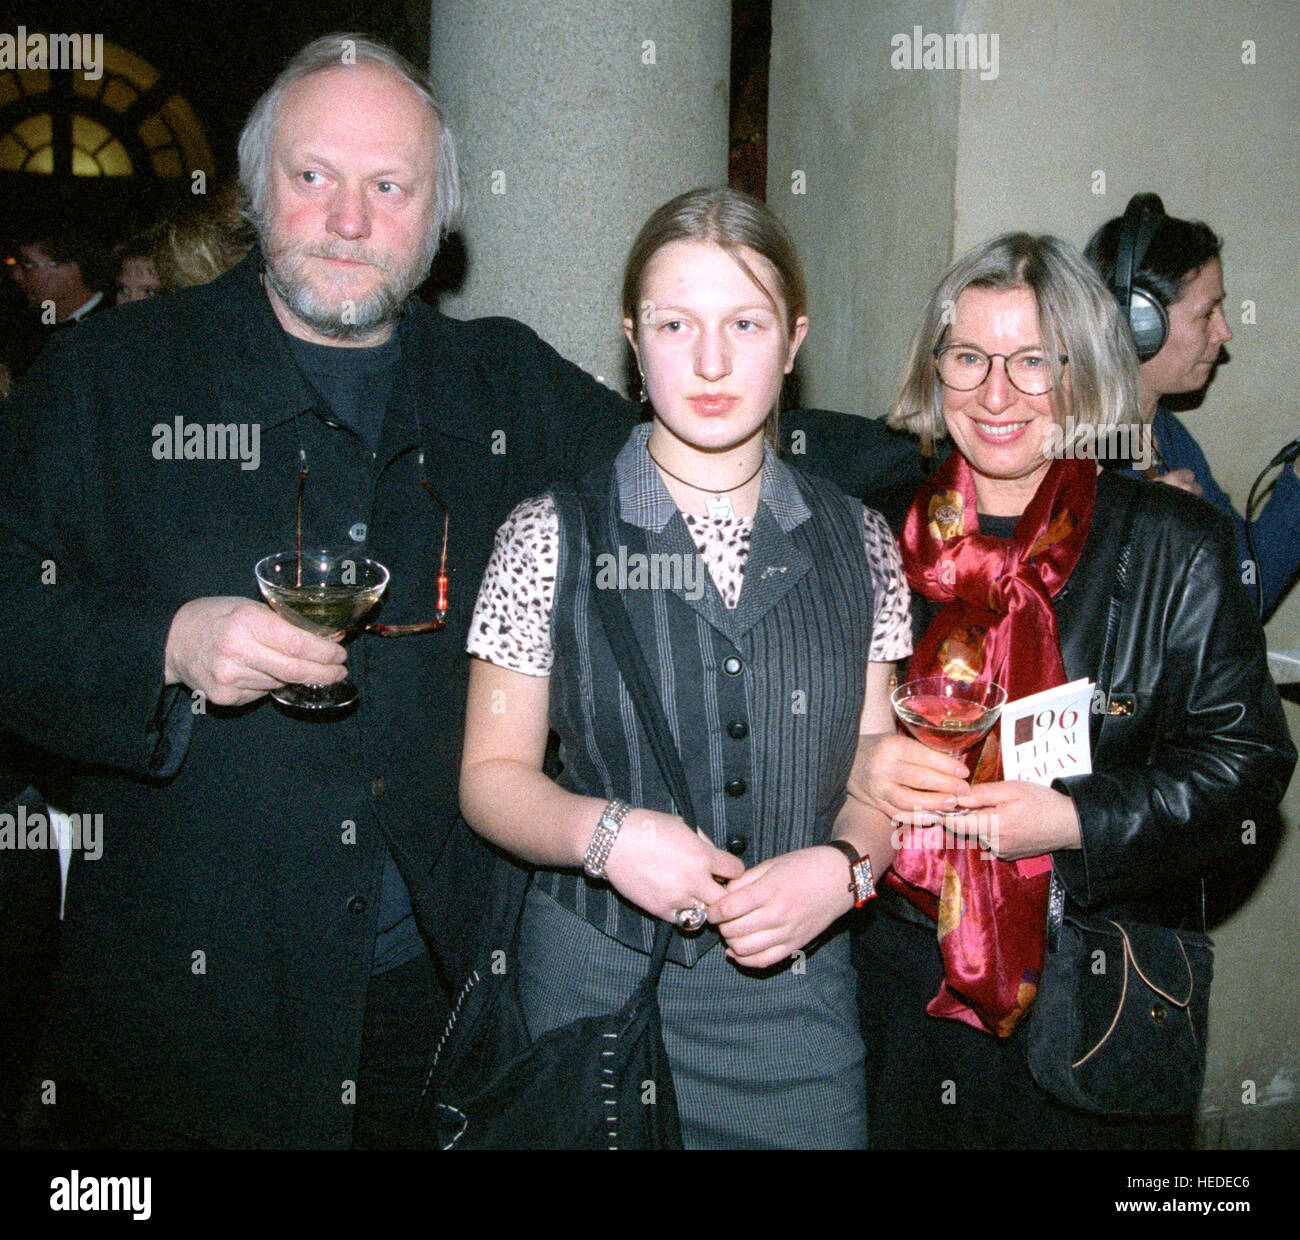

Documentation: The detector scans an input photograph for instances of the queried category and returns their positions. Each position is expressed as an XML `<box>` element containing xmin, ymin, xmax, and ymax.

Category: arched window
<box><xmin>0</xmin><ymin>39</ymin><xmax>212</xmax><ymax>180</ymax></box>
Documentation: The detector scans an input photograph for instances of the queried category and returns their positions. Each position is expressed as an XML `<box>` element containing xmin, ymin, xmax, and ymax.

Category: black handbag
<box><xmin>429</xmin><ymin>908</ymin><xmax>682</xmax><ymax>1149</ymax></box>
<box><xmin>1026</xmin><ymin>875</ymin><xmax>1213</xmax><ymax>1116</ymax></box>
<box><xmin>1026</xmin><ymin>484</ymin><xmax>1214</xmax><ymax>1116</ymax></box>
<box><xmin>426</xmin><ymin>482</ymin><xmax>695</xmax><ymax>1150</ymax></box>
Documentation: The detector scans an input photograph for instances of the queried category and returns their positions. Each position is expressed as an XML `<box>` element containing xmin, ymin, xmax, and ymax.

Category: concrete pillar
<box><xmin>428</xmin><ymin>0</ymin><xmax>731</xmax><ymax>390</ymax></box>
<box><xmin>766</xmin><ymin>0</ymin><xmax>961</xmax><ymax>420</ymax></box>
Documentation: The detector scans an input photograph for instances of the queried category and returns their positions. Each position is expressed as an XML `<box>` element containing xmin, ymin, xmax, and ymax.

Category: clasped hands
<box><xmin>849</xmin><ymin>732</ymin><xmax>1082</xmax><ymax>860</ymax></box>
<box><xmin>601</xmin><ymin>809</ymin><xmax>855</xmax><ymax>972</ymax></box>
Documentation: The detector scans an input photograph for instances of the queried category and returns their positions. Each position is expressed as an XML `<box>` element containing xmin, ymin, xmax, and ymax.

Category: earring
<box><xmin>638</xmin><ymin>373</ymin><xmax>648</xmax><ymax>404</ymax></box>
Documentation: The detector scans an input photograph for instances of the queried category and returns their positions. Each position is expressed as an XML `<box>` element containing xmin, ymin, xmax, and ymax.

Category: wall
<box><xmin>766</xmin><ymin>0</ymin><xmax>963</xmax><ymax>421</ymax></box>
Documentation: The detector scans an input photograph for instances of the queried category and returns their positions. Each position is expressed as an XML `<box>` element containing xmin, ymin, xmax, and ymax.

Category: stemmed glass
<box><xmin>891</xmin><ymin>675</ymin><xmax>1007</xmax><ymax>811</ymax></box>
<box><xmin>255</xmin><ymin>549</ymin><xmax>390</xmax><ymax>709</ymax></box>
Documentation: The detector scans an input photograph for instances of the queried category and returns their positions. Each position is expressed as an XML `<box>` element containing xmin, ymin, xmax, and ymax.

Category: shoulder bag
<box><xmin>425</xmin><ymin>482</ymin><xmax>691</xmax><ymax>1149</ymax></box>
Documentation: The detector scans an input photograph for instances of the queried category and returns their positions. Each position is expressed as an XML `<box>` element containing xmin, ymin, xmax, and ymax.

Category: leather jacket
<box><xmin>1048</xmin><ymin>469</ymin><xmax>1295</xmax><ymax>926</ymax></box>
<box><xmin>892</xmin><ymin>468</ymin><xmax>1294</xmax><ymax>931</ymax></box>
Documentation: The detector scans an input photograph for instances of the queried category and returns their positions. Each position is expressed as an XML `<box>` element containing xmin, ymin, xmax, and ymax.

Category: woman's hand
<box><xmin>848</xmin><ymin>732</ymin><xmax>971</xmax><ymax>824</ymax></box>
<box><xmin>706</xmin><ymin>846</ymin><xmax>852</xmax><ymax>970</ymax></box>
<box><xmin>602</xmin><ymin>809</ymin><xmax>745</xmax><ymax>925</ymax></box>
<box><xmin>953</xmin><ymin>780</ymin><xmax>1082</xmax><ymax>860</ymax></box>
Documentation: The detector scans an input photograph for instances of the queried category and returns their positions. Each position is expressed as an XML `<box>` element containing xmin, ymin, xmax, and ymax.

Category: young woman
<box><xmin>459</xmin><ymin>188</ymin><xmax>909</xmax><ymax>1149</ymax></box>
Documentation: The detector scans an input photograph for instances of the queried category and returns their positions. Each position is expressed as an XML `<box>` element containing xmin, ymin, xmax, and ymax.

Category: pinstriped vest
<box><xmin>535</xmin><ymin>429</ymin><xmax>875</xmax><ymax>966</ymax></box>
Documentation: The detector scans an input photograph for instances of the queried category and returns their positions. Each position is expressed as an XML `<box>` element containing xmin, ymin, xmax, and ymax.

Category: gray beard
<box><xmin>264</xmin><ymin>261</ymin><xmax>404</xmax><ymax>340</ymax></box>
<box><xmin>258</xmin><ymin>234</ymin><xmax>438</xmax><ymax>342</ymax></box>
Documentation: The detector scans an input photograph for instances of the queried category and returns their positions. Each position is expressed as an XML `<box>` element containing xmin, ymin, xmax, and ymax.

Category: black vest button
<box><xmin>346</xmin><ymin>896</ymin><xmax>368</xmax><ymax>915</ymax></box>
<box><xmin>727</xmin><ymin>719</ymin><xmax>748</xmax><ymax>740</ymax></box>
<box><xmin>722</xmin><ymin>656</ymin><xmax>743</xmax><ymax>675</ymax></box>
<box><xmin>726</xmin><ymin>834</ymin><xmax>748</xmax><ymax>856</ymax></box>
<box><xmin>724</xmin><ymin>778</ymin><xmax>747</xmax><ymax>797</ymax></box>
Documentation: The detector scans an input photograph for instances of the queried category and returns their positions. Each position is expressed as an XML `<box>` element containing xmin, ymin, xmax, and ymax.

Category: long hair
<box><xmin>889</xmin><ymin>232</ymin><xmax>1139</xmax><ymax>453</ymax></box>
<box><xmin>237</xmin><ymin>33</ymin><xmax>462</xmax><ymax>250</ymax></box>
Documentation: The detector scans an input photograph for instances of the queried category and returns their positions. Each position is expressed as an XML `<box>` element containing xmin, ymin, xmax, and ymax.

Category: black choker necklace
<box><xmin>646</xmin><ymin>446</ymin><xmax>763</xmax><ymax>519</ymax></box>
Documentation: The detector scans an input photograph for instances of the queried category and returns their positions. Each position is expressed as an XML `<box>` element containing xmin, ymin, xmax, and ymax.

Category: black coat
<box><xmin>1051</xmin><ymin>470</ymin><xmax>1294</xmax><ymax>925</ymax></box>
<box><xmin>0</xmin><ymin>251</ymin><xmax>636</xmax><ymax>1147</ymax></box>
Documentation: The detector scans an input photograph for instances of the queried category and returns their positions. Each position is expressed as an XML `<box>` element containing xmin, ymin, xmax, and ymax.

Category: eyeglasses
<box><xmin>933</xmin><ymin>344</ymin><xmax>1068</xmax><ymax>396</ymax></box>
<box><xmin>291</xmin><ymin>448</ymin><xmax>450</xmax><ymax>635</ymax></box>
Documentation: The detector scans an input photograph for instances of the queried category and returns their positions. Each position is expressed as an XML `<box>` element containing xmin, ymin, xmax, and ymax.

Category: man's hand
<box><xmin>848</xmin><ymin>732</ymin><xmax>971</xmax><ymax>825</ymax></box>
<box><xmin>1156</xmin><ymin>468</ymin><xmax>1203</xmax><ymax>498</ymax></box>
<box><xmin>164</xmin><ymin>597</ymin><xmax>348</xmax><ymax>706</ymax></box>
<box><xmin>708</xmin><ymin>846</ymin><xmax>852</xmax><ymax>970</ymax></box>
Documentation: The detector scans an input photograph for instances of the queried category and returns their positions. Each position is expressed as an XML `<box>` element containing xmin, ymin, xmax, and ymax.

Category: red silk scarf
<box><xmin>890</xmin><ymin>451</ymin><xmax>1096</xmax><ymax>1036</ymax></box>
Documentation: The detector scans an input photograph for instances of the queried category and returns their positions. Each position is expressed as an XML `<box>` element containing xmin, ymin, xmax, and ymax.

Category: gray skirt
<box><xmin>517</xmin><ymin>882</ymin><xmax>867</xmax><ymax>1149</ymax></box>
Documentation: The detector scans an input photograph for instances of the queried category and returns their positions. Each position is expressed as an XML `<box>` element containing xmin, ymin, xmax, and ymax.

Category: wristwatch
<box><xmin>583</xmin><ymin>799</ymin><xmax>632</xmax><ymax>879</ymax></box>
<box><xmin>824</xmin><ymin>839</ymin><xmax>876</xmax><ymax>908</ymax></box>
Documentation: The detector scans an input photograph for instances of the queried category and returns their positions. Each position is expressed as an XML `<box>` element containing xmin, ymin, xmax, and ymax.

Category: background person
<box><xmin>4</xmin><ymin>217</ymin><xmax>111</xmax><ymax>377</ymax></box>
<box><xmin>112</xmin><ymin>230</ymin><xmax>164</xmax><ymax>305</ymax></box>
<box><xmin>459</xmin><ymin>188</ymin><xmax>910</xmax><ymax>1148</ymax></box>
<box><xmin>851</xmin><ymin>232</ymin><xmax>1294</xmax><ymax>1149</ymax></box>
<box><xmin>153</xmin><ymin>184</ymin><xmax>254</xmax><ymax>291</ymax></box>
<box><xmin>1085</xmin><ymin>195</ymin><xmax>1300</xmax><ymax>615</ymax></box>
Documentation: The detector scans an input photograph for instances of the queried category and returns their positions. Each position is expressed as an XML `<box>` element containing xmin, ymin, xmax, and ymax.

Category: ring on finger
<box><xmin>673</xmin><ymin>902</ymin><xmax>707</xmax><ymax>932</ymax></box>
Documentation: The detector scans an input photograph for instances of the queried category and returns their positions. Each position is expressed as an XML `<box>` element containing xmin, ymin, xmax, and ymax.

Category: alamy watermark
<box><xmin>594</xmin><ymin>545</ymin><xmax>706</xmax><ymax>602</ymax></box>
<box><xmin>892</xmin><ymin>812</ymin><xmax>1000</xmax><ymax>861</ymax></box>
<box><xmin>891</xmin><ymin>26</ymin><xmax>999</xmax><ymax>81</ymax></box>
<box><xmin>0</xmin><ymin>28</ymin><xmax>103</xmax><ymax>80</ymax></box>
<box><xmin>152</xmin><ymin>417</ymin><xmax>261</xmax><ymax>470</ymax></box>
<box><xmin>1041</xmin><ymin>416</ymin><xmax>1153</xmax><ymax>470</ymax></box>
<box><xmin>0</xmin><ymin>805</ymin><xmax>102</xmax><ymax>861</ymax></box>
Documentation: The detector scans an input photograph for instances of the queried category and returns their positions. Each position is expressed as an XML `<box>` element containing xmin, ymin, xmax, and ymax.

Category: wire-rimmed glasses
<box><xmin>934</xmin><ymin>344</ymin><xmax>1068</xmax><ymax>396</ymax></box>
<box><xmin>283</xmin><ymin>448</ymin><xmax>450</xmax><ymax>636</ymax></box>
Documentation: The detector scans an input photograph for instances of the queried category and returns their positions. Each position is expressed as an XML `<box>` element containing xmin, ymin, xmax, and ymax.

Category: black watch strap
<box><xmin>824</xmin><ymin>839</ymin><xmax>876</xmax><ymax>907</ymax></box>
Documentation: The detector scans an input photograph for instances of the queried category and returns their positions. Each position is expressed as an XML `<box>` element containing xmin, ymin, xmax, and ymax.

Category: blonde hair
<box><xmin>889</xmin><ymin>232</ymin><xmax>1139</xmax><ymax>453</ymax></box>
<box><xmin>154</xmin><ymin>186</ymin><xmax>254</xmax><ymax>290</ymax></box>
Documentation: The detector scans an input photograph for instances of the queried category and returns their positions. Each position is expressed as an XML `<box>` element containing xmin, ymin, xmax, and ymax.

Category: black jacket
<box><xmin>1049</xmin><ymin>470</ymin><xmax>1294</xmax><ymax>925</ymax></box>
<box><xmin>0</xmin><ymin>250</ymin><xmax>635</xmax><ymax>1147</ymax></box>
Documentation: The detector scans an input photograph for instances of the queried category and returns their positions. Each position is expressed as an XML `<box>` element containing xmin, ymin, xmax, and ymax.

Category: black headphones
<box><xmin>1112</xmin><ymin>193</ymin><xmax>1169</xmax><ymax>361</ymax></box>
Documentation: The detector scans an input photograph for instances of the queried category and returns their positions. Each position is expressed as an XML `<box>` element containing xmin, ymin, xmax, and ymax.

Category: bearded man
<box><xmin>0</xmin><ymin>34</ymin><xmax>632</xmax><ymax>1148</ymax></box>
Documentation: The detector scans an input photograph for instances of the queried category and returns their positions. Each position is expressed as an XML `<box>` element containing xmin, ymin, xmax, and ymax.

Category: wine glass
<box><xmin>891</xmin><ymin>676</ymin><xmax>1007</xmax><ymax>812</ymax></box>
<box><xmin>254</xmin><ymin>550</ymin><xmax>390</xmax><ymax>710</ymax></box>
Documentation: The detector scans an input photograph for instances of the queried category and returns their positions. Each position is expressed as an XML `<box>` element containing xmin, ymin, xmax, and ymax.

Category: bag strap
<box><xmin>570</xmin><ymin>482</ymin><xmax>694</xmax><ymax>983</ymax></box>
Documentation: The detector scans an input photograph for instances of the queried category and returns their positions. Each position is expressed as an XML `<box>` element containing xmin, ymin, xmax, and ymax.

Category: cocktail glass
<box><xmin>891</xmin><ymin>676</ymin><xmax>1007</xmax><ymax>811</ymax></box>
<box><xmin>254</xmin><ymin>550</ymin><xmax>390</xmax><ymax>710</ymax></box>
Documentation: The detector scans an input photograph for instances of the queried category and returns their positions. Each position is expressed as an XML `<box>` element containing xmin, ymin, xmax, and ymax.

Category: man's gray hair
<box><xmin>237</xmin><ymin>32</ymin><xmax>462</xmax><ymax>245</ymax></box>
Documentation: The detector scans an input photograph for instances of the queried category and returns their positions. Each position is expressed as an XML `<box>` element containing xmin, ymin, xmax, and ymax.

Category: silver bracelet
<box><xmin>583</xmin><ymin>799</ymin><xmax>632</xmax><ymax>879</ymax></box>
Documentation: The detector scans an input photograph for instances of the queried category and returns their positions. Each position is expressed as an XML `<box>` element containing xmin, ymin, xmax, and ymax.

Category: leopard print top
<box><xmin>468</xmin><ymin>494</ymin><xmax>912</xmax><ymax>676</ymax></box>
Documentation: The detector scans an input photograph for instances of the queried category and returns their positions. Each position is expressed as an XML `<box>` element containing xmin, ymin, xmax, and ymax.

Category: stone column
<box><xmin>766</xmin><ymin>0</ymin><xmax>961</xmax><ymax>419</ymax></box>
<box><xmin>428</xmin><ymin>0</ymin><xmax>731</xmax><ymax>391</ymax></box>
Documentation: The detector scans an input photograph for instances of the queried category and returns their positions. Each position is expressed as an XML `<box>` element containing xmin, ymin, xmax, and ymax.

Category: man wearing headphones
<box><xmin>1086</xmin><ymin>194</ymin><xmax>1300</xmax><ymax>617</ymax></box>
